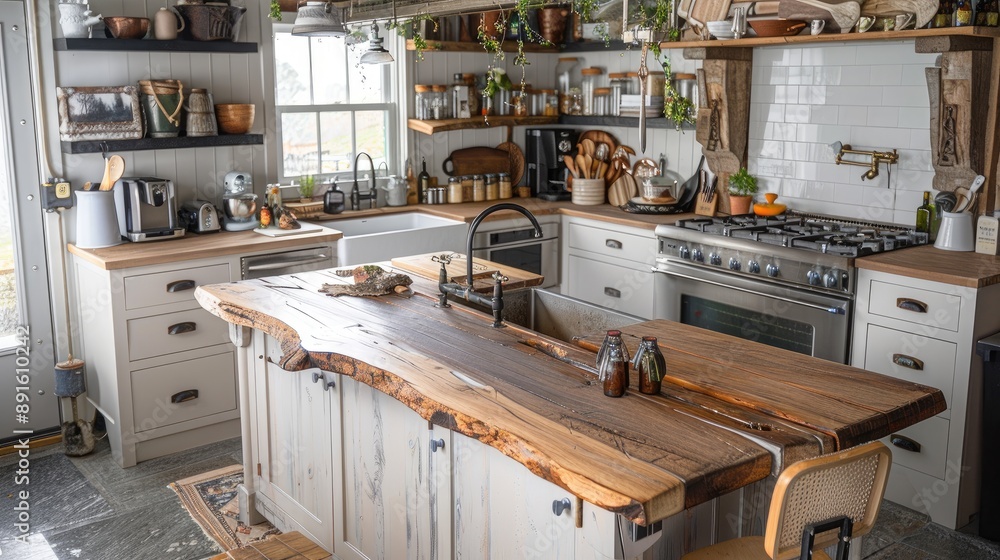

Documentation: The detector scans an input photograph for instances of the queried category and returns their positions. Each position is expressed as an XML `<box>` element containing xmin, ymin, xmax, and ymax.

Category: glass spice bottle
<box><xmin>632</xmin><ymin>336</ymin><xmax>665</xmax><ymax>395</ymax></box>
<box><xmin>498</xmin><ymin>172</ymin><xmax>513</xmax><ymax>199</ymax></box>
<box><xmin>485</xmin><ymin>173</ymin><xmax>499</xmax><ymax>200</ymax></box>
<box><xmin>597</xmin><ymin>330</ymin><xmax>629</xmax><ymax>398</ymax></box>
<box><xmin>472</xmin><ymin>174</ymin><xmax>486</xmax><ymax>202</ymax></box>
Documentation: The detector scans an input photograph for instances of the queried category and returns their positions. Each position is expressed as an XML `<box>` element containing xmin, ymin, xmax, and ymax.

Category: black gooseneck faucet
<box><xmin>437</xmin><ymin>203</ymin><xmax>543</xmax><ymax>327</ymax></box>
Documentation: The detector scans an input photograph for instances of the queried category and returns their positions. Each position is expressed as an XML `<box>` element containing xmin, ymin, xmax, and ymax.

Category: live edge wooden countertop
<box><xmin>195</xmin><ymin>269</ymin><xmax>944</xmax><ymax>526</ymax></box>
<box><xmin>857</xmin><ymin>244</ymin><xmax>1000</xmax><ymax>289</ymax></box>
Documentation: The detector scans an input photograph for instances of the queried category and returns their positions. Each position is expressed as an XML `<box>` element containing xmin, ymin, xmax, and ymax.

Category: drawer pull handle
<box><xmin>430</xmin><ymin>438</ymin><xmax>445</xmax><ymax>453</ymax></box>
<box><xmin>552</xmin><ymin>497</ymin><xmax>572</xmax><ymax>516</ymax></box>
<box><xmin>167</xmin><ymin>322</ymin><xmax>196</xmax><ymax>335</ymax></box>
<box><xmin>312</xmin><ymin>371</ymin><xmax>335</xmax><ymax>390</ymax></box>
<box><xmin>166</xmin><ymin>280</ymin><xmax>197</xmax><ymax>293</ymax></box>
<box><xmin>896</xmin><ymin>298</ymin><xmax>928</xmax><ymax>313</ymax></box>
<box><xmin>606</xmin><ymin>239</ymin><xmax>622</xmax><ymax>249</ymax></box>
<box><xmin>171</xmin><ymin>389</ymin><xmax>199</xmax><ymax>404</ymax></box>
<box><xmin>604</xmin><ymin>287</ymin><xmax>621</xmax><ymax>298</ymax></box>
<box><xmin>890</xmin><ymin>434</ymin><xmax>921</xmax><ymax>453</ymax></box>
<box><xmin>892</xmin><ymin>353</ymin><xmax>924</xmax><ymax>371</ymax></box>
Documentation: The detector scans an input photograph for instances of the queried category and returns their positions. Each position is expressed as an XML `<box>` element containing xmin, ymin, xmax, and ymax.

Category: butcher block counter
<box><xmin>195</xmin><ymin>265</ymin><xmax>944</xmax><ymax>535</ymax></box>
<box><xmin>857</xmin><ymin>244</ymin><xmax>1000</xmax><ymax>288</ymax></box>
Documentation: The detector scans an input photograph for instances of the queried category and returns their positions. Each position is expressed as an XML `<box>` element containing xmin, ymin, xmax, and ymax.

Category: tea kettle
<box><xmin>379</xmin><ymin>176</ymin><xmax>409</xmax><ymax>207</ymax></box>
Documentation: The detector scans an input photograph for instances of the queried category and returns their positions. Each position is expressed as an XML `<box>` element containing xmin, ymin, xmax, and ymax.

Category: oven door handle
<box><xmin>654</xmin><ymin>266</ymin><xmax>848</xmax><ymax>315</ymax></box>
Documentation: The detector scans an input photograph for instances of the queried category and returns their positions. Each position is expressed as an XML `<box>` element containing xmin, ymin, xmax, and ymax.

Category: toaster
<box><xmin>178</xmin><ymin>200</ymin><xmax>221</xmax><ymax>234</ymax></box>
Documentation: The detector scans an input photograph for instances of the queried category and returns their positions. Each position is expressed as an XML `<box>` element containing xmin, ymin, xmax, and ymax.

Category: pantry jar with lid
<box><xmin>646</xmin><ymin>71</ymin><xmax>666</xmax><ymax>99</ymax></box>
<box><xmin>472</xmin><ymin>174</ymin><xmax>485</xmax><ymax>201</ymax></box>
<box><xmin>562</xmin><ymin>87</ymin><xmax>582</xmax><ymax>115</ymax></box>
<box><xmin>463</xmin><ymin>73</ymin><xmax>480</xmax><ymax>116</ymax></box>
<box><xmin>539</xmin><ymin>89</ymin><xmax>559</xmax><ymax>116</ymax></box>
<box><xmin>461</xmin><ymin>175</ymin><xmax>474</xmax><ymax>201</ymax></box>
<box><xmin>626</xmin><ymin>71</ymin><xmax>641</xmax><ymax>95</ymax></box>
<box><xmin>432</xmin><ymin>84</ymin><xmax>451</xmax><ymax>119</ymax></box>
<box><xmin>414</xmin><ymin>84</ymin><xmax>432</xmax><ymax>119</ymax></box>
<box><xmin>499</xmin><ymin>173</ymin><xmax>512</xmax><ymax>198</ymax></box>
<box><xmin>448</xmin><ymin>176</ymin><xmax>463</xmax><ymax>203</ymax></box>
<box><xmin>555</xmin><ymin>56</ymin><xmax>578</xmax><ymax>96</ymax></box>
<box><xmin>581</xmin><ymin>67</ymin><xmax>603</xmax><ymax>116</ymax></box>
<box><xmin>673</xmin><ymin>72</ymin><xmax>698</xmax><ymax>108</ymax></box>
<box><xmin>485</xmin><ymin>174</ymin><xmax>499</xmax><ymax>200</ymax></box>
<box><xmin>608</xmin><ymin>73</ymin><xmax>627</xmax><ymax>116</ymax></box>
<box><xmin>593</xmin><ymin>87</ymin><xmax>611</xmax><ymax>116</ymax></box>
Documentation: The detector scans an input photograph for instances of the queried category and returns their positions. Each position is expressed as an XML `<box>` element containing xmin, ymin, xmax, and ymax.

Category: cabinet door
<box><xmin>252</xmin><ymin>333</ymin><xmax>334</xmax><ymax>551</ymax></box>
<box><xmin>335</xmin><ymin>376</ymin><xmax>452</xmax><ymax>560</ymax></box>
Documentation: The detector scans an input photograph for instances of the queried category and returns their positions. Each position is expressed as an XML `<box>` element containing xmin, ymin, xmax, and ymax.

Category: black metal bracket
<box><xmin>800</xmin><ymin>515</ymin><xmax>853</xmax><ymax>560</ymax></box>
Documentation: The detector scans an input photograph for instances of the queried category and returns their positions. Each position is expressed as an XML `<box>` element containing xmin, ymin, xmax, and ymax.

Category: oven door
<box><xmin>653</xmin><ymin>259</ymin><xmax>851</xmax><ymax>363</ymax></box>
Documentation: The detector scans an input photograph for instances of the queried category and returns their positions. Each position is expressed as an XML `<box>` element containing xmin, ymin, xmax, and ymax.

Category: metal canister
<box><xmin>54</xmin><ymin>358</ymin><xmax>86</xmax><ymax>397</ymax></box>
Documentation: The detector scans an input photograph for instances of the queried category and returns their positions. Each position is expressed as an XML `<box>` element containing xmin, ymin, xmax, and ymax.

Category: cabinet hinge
<box><xmin>257</xmin><ymin>463</ymin><xmax>262</xmax><ymax>476</ymax></box>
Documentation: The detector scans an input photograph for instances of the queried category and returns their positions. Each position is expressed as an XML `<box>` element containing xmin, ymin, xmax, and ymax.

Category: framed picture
<box><xmin>56</xmin><ymin>86</ymin><xmax>143</xmax><ymax>142</ymax></box>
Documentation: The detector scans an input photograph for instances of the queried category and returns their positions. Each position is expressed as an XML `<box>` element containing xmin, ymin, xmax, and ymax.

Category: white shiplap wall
<box><xmin>748</xmin><ymin>40</ymin><xmax>939</xmax><ymax>226</ymax></box>
<box><xmin>53</xmin><ymin>0</ymin><xmax>270</xmax><ymax>213</ymax></box>
<box><xmin>407</xmin><ymin>45</ymin><xmax>706</xmax><ymax>184</ymax></box>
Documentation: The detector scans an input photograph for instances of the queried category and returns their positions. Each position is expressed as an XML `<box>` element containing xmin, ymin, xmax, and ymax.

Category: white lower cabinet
<box><xmin>562</xmin><ymin>216</ymin><xmax>657</xmax><ymax>319</ymax></box>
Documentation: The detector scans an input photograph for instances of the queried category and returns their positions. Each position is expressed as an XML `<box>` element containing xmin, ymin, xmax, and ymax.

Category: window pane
<box><xmin>311</xmin><ymin>37</ymin><xmax>348</xmax><ymax>105</ymax></box>
<box><xmin>274</xmin><ymin>33</ymin><xmax>312</xmax><ymax>105</ymax></box>
<box><xmin>355</xmin><ymin>110</ymin><xmax>388</xmax><ymax>168</ymax></box>
<box><xmin>281</xmin><ymin>112</ymin><xmax>318</xmax><ymax>177</ymax></box>
<box><xmin>0</xmin><ymin>108</ymin><xmax>17</xmax><ymax>338</ymax></box>
<box><xmin>319</xmin><ymin>112</ymin><xmax>353</xmax><ymax>173</ymax></box>
<box><xmin>347</xmin><ymin>43</ymin><xmax>385</xmax><ymax>104</ymax></box>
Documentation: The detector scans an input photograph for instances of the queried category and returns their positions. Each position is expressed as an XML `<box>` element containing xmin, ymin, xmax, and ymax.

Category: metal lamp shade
<box><xmin>292</xmin><ymin>1</ymin><xmax>347</xmax><ymax>36</ymax></box>
<box><xmin>360</xmin><ymin>21</ymin><xmax>394</xmax><ymax>64</ymax></box>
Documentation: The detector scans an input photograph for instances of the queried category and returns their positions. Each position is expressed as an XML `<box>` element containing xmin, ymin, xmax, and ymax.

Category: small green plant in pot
<box><xmin>298</xmin><ymin>175</ymin><xmax>316</xmax><ymax>201</ymax></box>
<box><xmin>727</xmin><ymin>167</ymin><xmax>757</xmax><ymax>215</ymax></box>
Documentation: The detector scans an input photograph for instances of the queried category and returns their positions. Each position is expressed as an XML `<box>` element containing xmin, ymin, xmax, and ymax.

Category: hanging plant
<box><xmin>658</xmin><ymin>54</ymin><xmax>695</xmax><ymax>130</ymax></box>
<box><xmin>387</xmin><ymin>16</ymin><xmax>436</xmax><ymax>60</ymax></box>
<box><xmin>269</xmin><ymin>0</ymin><xmax>282</xmax><ymax>21</ymax></box>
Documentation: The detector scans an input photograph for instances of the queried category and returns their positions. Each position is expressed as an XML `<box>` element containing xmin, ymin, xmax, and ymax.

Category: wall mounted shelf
<box><xmin>659</xmin><ymin>25</ymin><xmax>1000</xmax><ymax>50</ymax></box>
<box><xmin>408</xmin><ymin>116</ymin><xmax>558</xmax><ymax>135</ymax></box>
<box><xmin>559</xmin><ymin>115</ymin><xmax>693</xmax><ymax>129</ymax></box>
<box><xmin>407</xmin><ymin>39</ymin><xmax>558</xmax><ymax>53</ymax></box>
<box><xmin>60</xmin><ymin>134</ymin><xmax>264</xmax><ymax>154</ymax></box>
<box><xmin>54</xmin><ymin>38</ymin><xmax>258</xmax><ymax>53</ymax></box>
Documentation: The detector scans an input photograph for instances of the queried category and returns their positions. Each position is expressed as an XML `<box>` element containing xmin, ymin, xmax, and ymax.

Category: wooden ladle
<box><xmin>99</xmin><ymin>155</ymin><xmax>125</xmax><ymax>191</ymax></box>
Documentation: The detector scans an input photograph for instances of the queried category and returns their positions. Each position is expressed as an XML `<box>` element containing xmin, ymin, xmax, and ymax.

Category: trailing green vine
<box><xmin>387</xmin><ymin>16</ymin><xmax>437</xmax><ymax>60</ymax></box>
<box><xmin>269</xmin><ymin>0</ymin><xmax>282</xmax><ymax>21</ymax></box>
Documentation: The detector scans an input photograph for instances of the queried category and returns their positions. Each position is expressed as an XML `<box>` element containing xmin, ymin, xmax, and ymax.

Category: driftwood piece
<box><xmin>925</xmin><ymin>49</ymin><xmax>992</xmax><ymax>192</ymax></box>
<box><xmin>860</xmin><ymin>0</ymin><xmax>938</xmax><ymax>28</ymax></box>
<box><xmin>778</xmin><ymin>0</ymin><xmax>861</xmax><ymax>32</ymax></box>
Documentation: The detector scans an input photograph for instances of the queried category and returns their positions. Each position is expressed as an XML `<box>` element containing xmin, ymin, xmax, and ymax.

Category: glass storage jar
<box><xmin>432</xmin><ymin>84</ymin><xmax>450</xmax><ymax>119</ymax></box>
<box><xmin>539</xmin><ymin>89</ymin><xmax>559</xmax><ymax>116</ymax></box>
<box><xmin>581</xmin><ymin>67</ymin><xmax>603</xmax><ymax>116</ymax></box>
<box><xmin>555</xmin><ymin>56</ymin><xmax>578</xmax><ymax>95</ymax></box>
<box><xmin>498</xmin><ymin>173</ymin><xmax>512</xmax><ymax>199</ymax></box>
<box><xmin>472</xmin><ymin>174</ymin><xmax>486</xmax><ymax>202</ymax></box>
<box><xmin>414</xmin><ymin>84</ymin><xmax>432</xmax><ymax>120</ymax></box>
<box><xmin>463</xmin><ymin>73</ymin><xmax>480</xmax><ymax>116</ymax></box>
<box><xmin>609</xmin><ymin>73</ymin><xmax>627</xmax><ymax>116</ymax></box>
<box><xmin>461</xmin><ymin>175</ymin><xmax>474</xmax><ymax>201</ymax></box>
<box><xmin>597</xmin><ymin>330</ymin><xmax>630</xmax><ymax>398</ymax></box>
<box><xmin>626</xmin><ymin>71</ymin><xmax>640</xmax><ymax>95</ymax></box>
<box><xmin>646</xmin><ymin>71</ymin><xmax>666</xmax><ymax>99</ymax></box>
<box><xmin>485</xmin><ymin>174</ymin><xmax>499</xmax><ymax>200</ymax></box>
<box><xmin>448</xmin><ymin>177</ymin><xmax>463</xmax><ymax>203</ymax></box>
<box><xmin>593</xmin><ymin>87</ymin><xmax>610</xmax><ymax>116</ymax></box>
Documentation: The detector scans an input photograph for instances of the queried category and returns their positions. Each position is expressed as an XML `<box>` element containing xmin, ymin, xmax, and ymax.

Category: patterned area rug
<box><xmin>169</xmin><ymin>464</ymin><xmax>280</xmax><ymax>551</ymax></box>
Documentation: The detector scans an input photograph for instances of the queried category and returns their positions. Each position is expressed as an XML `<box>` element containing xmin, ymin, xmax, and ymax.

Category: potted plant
<box><xmin>727</xmin><ymin>167</ymin><xmax>757</xmax><ymax>215</ymax></box>
<box><xmin>298</xmin><ymin>175</ymin><xmax>316</xmax><ymax>201</ymax></box>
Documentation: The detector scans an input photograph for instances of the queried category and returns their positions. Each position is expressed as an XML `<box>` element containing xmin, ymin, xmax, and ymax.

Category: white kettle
<box><xmin>58</xmin><ymin>2</ymin><xmax>103</xmax><ymax>39</ymax></box>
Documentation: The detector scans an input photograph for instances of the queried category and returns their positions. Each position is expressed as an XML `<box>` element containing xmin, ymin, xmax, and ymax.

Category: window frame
<box><xmin>270</xmin><ymin>23</ymin><xmax>401</xmax><ymax>184</ymax></box>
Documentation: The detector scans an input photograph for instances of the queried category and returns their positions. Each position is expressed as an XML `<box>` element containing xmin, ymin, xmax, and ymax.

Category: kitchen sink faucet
<box><xmin>437</xmin><ymin>203</ymin><xmax>543</xmax><ymax>327</ymax></box>
<box><xmin>350</xmin><ymin>152</ymin><xmax>377</xmax><ymax>210</ymax></box>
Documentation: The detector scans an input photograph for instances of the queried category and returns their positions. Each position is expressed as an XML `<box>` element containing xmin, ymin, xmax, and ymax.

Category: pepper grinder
<box><xmin>597</xmin><ymin>330</ymin><xmax>630</xmax><ymax>398</ymax></box>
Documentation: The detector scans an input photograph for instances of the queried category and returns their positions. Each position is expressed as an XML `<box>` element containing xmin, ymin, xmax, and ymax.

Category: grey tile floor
<box><xmin>1</xmin><ymin>436</ymin><xmax>999</xmax><ymax>559</ymax></box>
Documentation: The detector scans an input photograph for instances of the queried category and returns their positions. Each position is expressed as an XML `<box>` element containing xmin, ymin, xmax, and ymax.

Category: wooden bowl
<box><xmin>214</xmin><ymin>103</ymin><xmax>255</xmax><ymax>134</ymax></box>
<box><xmin>103</xmin><ymin>17</ymin><xmax>150</xmax><ymax>40</ymax></box>
<box><xmin>748</xmin><ymin>19</ymin><xmax>807</xmax><ymax>37</ymax></box>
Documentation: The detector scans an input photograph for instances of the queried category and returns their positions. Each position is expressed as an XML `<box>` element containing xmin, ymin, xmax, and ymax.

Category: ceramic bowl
<box><xmin>747</xmin><ymin>19</ymin><xmax>807</xmax><ymax>37</ymax></box>
<box><xmin>104</xmin><ymin>17</ymin><xmax>150</xmax><ymax>40</ymax></box>
<box><xmin>214</xmin><ymin>103</ymin><xmax>255</xmax><ymax>134</ymax></box>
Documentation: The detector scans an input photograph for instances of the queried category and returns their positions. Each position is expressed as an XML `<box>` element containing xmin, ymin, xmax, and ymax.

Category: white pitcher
<box><xmin>58</xmin><ymin>2</ymin><xmax>103</xmax><ymax>39</ymax></box>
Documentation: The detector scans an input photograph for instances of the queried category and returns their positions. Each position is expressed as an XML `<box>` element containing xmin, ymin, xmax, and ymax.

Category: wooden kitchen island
<box><xmin>196</xmin><ymin>267</ymin><xmax>944</xmax><ymax>559</ymax></box>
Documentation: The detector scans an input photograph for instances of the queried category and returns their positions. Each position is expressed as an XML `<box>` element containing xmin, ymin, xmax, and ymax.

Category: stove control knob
<box><xmin>728</xmin><ymin>257</ymin><xmax>741</xmax><ymax>271</ymax></box>
<box><xmin>691</xmin><ymin>249</ymin><xmax>704</xmax><ymax>262</ymax></box>
<box><xmin>709</xmin><ymin>252</ymin><xmax>722</xmax><ymax>266</ymax></box>
<box><xmin>806</xmin><ymin>268</ymin><xmax>823</xmax><ymax>286</ymax></box>
<box><xmin>678</xmin><ymin>246</ymin><xmax>691</xmax><ymax>259</ymax></box>
<box><xmin>766</xmin><ymin>263</ymin><xmax>780</xmax><ymax>278</ymax></box>
<box><xmin>823</xmin><ymin>269</ymin><xmax>844</xmax><ymax>289</ymax></box>
<box><xmin>747</xmin><ymin>260</ymin><xmax>760</xmax><ymax>274</ymax></box>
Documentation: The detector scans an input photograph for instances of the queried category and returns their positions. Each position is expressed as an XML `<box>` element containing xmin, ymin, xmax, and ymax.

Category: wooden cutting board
<box><xmin>442</xmin><ymin>147</ymin><xmax>511</xmax><ymax>177</ymax></box>
<box><xmin>391</xmin><ymin>252</ymin><xmax>544</xmax><ymax>293</ymax></box>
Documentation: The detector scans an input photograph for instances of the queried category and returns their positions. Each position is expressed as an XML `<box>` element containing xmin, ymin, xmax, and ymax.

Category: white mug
<box><xmin>895</xmin><ymin>12</ymin><xmax>915</xmax><ymax>30</ymax></box>
<box><xmin>810</xmin><ymin>19</ymin><xmax>825</xmax><ymax>35</ymax></box>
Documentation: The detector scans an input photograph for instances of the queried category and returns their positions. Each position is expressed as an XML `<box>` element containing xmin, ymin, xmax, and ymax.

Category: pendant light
<box><xmin>360</xmin><ymin>20</ymin><xmax>394</xmax><ymax>65</ymax></box>
<box><xmin>292</xmin><ymin>1</ymin><xmax>347</xmax><ymax>37</ymax></box>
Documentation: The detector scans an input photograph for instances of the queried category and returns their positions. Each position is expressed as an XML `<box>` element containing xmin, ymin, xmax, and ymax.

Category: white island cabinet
<box><xmin>246</xmin><ymin>331</ymin><xmax>619</xmax><ymax>560</ymax></box>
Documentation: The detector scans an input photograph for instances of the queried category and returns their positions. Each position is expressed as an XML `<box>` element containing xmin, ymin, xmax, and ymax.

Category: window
<box><xmin>272</xmin><ymin>30</ymin><xmax>397</xmax><ymax>181</ymax></box>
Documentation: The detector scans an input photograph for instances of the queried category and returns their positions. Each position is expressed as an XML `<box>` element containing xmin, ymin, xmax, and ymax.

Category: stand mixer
<box><xmin>222</xmin><ymin>172</ymin><xmax>259</xmax><ymax>231</ymax></box>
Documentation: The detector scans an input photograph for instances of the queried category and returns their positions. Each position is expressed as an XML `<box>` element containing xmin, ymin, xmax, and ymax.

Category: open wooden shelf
<box><xmin>60</xmin><ymin>134</ymin><xmax>264</xmax><ymax>154</ymax></box>
<box><xmin>407</xmin><ymin>39</ymin><xmax>558</xmax><ymax>53</ymax></box>
<box><xmin>659</xmin><ymin>25</ymin><xmax>1000</xmax><ymax>49</ymax></box>
<box><xmin>558</xmin><ymin>114</ymin><xmax>694</xmax><ymax>129</ymax></box>
<box><xmin>408</xmin><ymin>115</ymin><xmax>557</xmax><ymax>134</ymax></box>
<box><xmin>54</xmin><ymin>38</ymin><xmax>258</xmax><ymax>53</ymax></box>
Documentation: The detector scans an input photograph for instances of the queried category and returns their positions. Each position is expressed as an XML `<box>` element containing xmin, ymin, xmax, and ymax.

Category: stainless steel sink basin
<box><xmin>310</xmin><ymin>213</ymin><xmax>467</xmax><ymax>266</ymax></box>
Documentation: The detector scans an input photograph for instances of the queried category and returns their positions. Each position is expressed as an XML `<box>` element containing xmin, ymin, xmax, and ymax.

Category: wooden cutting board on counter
<box><xmin>442</xmin><ymin>147</ymin><xmax>511</xmax><ymax>177</ymax></box>
<box><xmin>391</xmin><ymin>252</ymin><xmax>544</xmax><ymax>293</ymax></box>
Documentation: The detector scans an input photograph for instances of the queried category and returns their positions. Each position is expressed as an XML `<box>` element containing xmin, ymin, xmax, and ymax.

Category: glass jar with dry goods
<box><xmin>498</xmin><ymin>172</ymin><xmax>512</xmax><ymax>199</ymax></box>
<box><xmin>472</xmin><ymin>175</ymin><xmax>486</xmax><ymax>201</ymax></box>
<box><xmin>461</xmin><ymin>175</ymin><xmax>474</xmax><ymax>201</ymax></box>
<box><xmin>452</xmin><ymin>73</ymin><xmax>471</xmax><ymax>118</ymax></box>
<box><xmin>581</xmin><ymin>67</ymin><xmax>603</xmax><ymax>116</ymax></box>
<box><xmin>632</xmin><ymin>336</ymin><xmax>665</xmax><ymax>395</ymax></box>
<box><xmin>593</xmin><ymin>87</ymin><xmax>611</xmax><ymax>116</ymax></box>
<box><xmin>414</xmin><ymin>84</ymin><xmax>432</xmax><ymax>120</ymax></box>
<box><xmin>555</xmin><ymin>57</ymin><xmax>579</xmax><ymax>96</ymax></box>
<box><xmin>609</xmin><ymin>72</ymin><xmax>627</xmax><ymax>116</ymax></box>
<box><xmin>485</xmin><ymin>174</ymin><xmax>499</xmax><ymax>200</ymax></box>
<box><xmin>463</xmin><ymin>73</ymin><xmax>480</xmax><ymax>116</ymax></box>
<box><xmin>646</xmin><ymin>71</ymin><xmax>666</xmax><ymax>99</ymax></box>
<box><xmin>626</xmin><ymin>71</ymin><xmax>641</xmax><ymax>95</ymax></box>
<box><xmin>597</xmin><ymin>329</ymin><xmax>629</xmax><ymax>398</ymax></box>
<box><xmin>539</xmin><ymin>89</ymin><xmax>559</xmax><ymax>116</ymax></box>
<box><xmin>432</xmin><ymin>84</ymin><xmax>450</xmax><ymax>119</ymax></box>
<box><xmin>561</xmin><ymin>87</ymin><xmax>583</xmax><ymax>115</ymax></box>
<box><xmin>526</xmin><ymin>88</ymin><xmax>543</xmax><ymax>116</ymax></box>
<box><xmin>448</xmin><ymin>176</ymin><xmax>463</xmax><ymax>203</ymax></box>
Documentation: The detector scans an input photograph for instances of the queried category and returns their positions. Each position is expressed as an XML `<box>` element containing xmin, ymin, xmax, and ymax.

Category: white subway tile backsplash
<box><xmin>785</xmin><ymin>104</ymin><xmax>810</xmax><ymax>123</ymax></box>
<box><xmin>775</xmin><ymin>85</ymin><xmax>800</xmax><ymax>104</ymax></box>
<box><xmin>787</xmin><ymin>67</ymin><xmax>814</xmax><ymax>85</ymax></box>
<box><xmin>901</xmin><ymin>64</ymin><xmax>933</xmax><ymax>86</ymax></box>
<box><xmin>866</xmin><ymin>106</ymin><xmax>900</xmax><ymax>128</ymax></box>
<box><xmin>799</xmin><ymin>85</ymin><xmax>829</xmax><ymax>104</ymax></box>
<box><xmin>754</xmin><ymin>47</ymin><xmax>802</xmax><ymax>67</ymax></box>
<box><xmin>855</xmin><ymin>42</ymin><xmax>925</xmax><ymax>65</ymax></box>
<box><xmin>838</xmin><ymin>106</ymin><xmax>869</xmax><ymax>126</ymax></box>
<box><xmin>899</xmin><ymin>107</ymin><xmax>931</xmax><ymax>130</ymax></box>
<box><xmin>828</xmin><ymin>85</ymin><xmax>878</xmax><ymax>106</ymax></box>
<box><xmin>870</xmin><ymin>65</ymin><xmax>903</xmax><ymax>86</ymax></box>
<box><xmin>833</xmin><ymin>184</ymin><xmax>865</xmax><ymax>204</ymax></box>
<box><xmin>813</xmin><ymin>66</ymin><xmax>843</xmax><ymax>85</ymax></box>
<box><xmin>880</xmin><ymin>85</ymin><xmax>929</xmax><ymax>107</ymax></box>
<box><xmin>849</xmin><ymin>127</ymin><xmax>912</xmax><ymax>150</ymax></box>
<box><xmin>810</xmin><ymin>105</ymin><xmax>840</xmax><ymax>125</ymax></box>
<box><xmin>752</xmin><ymin>84</ymin><xmax>777</xmax><ymax>104</ymax></box>
<box><xmin>772</xmin><ymin>122</ymin><xmax>799</xmax><ymax>141</ymax></box>
<box><xmin>800</xmin><ymin>45</ymin><xmax>857</xmax><ymax>67</ymax></box>
<box><xmin>796</xmin><ymin>123</ymin><xmax>851</xmax><ymax>144</ymax></box>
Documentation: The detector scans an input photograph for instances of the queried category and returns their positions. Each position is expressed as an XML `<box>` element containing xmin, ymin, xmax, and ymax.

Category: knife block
<box><xmin>695</xmin><ymin>192</ymin><xmax>718</xmax><ymax>216</ymax></box>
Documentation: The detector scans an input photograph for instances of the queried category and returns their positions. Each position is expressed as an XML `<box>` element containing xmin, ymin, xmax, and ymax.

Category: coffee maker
<box><xmin>525</xmin><ymin>128</ymin><xmax>578</xmax><ymax>200</ymax></box>
<box><xmin>114</xmin><ymin>177</ymin><xmax>185</xmax><ymax>242</ymax></box>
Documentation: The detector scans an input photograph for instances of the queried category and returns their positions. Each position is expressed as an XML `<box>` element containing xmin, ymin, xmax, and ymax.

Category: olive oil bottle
<box><xmin>916</xmin><ymin>191</ymin><xmax>935</xmax><ymax>237</ymax></box>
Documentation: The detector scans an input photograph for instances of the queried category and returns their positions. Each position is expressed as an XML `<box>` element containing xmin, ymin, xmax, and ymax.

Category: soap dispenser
<box><xmin>324</xmin><ymin>183</ymin><xmax>345</xmax><ymax>214</ymax></box>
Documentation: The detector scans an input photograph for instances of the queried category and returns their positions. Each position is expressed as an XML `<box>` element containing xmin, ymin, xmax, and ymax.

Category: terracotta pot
<box><xmin>479</xmin><ymin>10</ymin><xmax>503</xmax><ymax>40</ymax></box>
<box><xmin>728</xmin><ymin>194</ymin><xmax>753</xmax><ymax>215</ymax></box>
<box><xmin>537</xmin><ymin>7</ymin><xmax>570</xmax><ymax>44</ymax></box>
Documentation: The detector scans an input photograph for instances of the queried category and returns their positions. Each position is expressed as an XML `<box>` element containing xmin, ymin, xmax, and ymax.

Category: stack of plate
<box><xmin>620</xmin><ymin>94</ymin><xmax>664</xmax><ymax>117</ymax></box>
<box><xmin>707</xmin><ymin>20</ymin><xmax>735</xmax><ymax>39</ymax></box>
<box><xmin>571</xmin><ymin>178</ymin><xmax>605</xmax><ymax>205</ymax></box>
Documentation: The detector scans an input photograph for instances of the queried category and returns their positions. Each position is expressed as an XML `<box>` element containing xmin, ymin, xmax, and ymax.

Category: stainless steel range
<box><xmin>653</xmin><ymin>213</ymin><xmax>928</xmax><ymax>363</ymax></box>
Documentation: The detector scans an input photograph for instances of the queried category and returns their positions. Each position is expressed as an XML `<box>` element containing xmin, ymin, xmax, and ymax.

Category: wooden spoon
<box><xmin>581</xmin><ymin>138</ymin><xmax>596</xmax><ymax>157</ymax></box>
<box><xmin>99</xmin><ymin>155</ymin><xmax>125</xmax><ymax>191</ymax></box>
<box><xmin>575</xmin><ymin>154</ymin><xmax>589</xmax><ymax>179</ymax></box>
<box><xmin>563</xmin><ymin>155</ymin><xmax>578</xmax><ymax>178</ymax></box>
<box><xmin>584</xmin><ymin>154</ymin><xmax>594</xmax><ymax>179</ymax></box>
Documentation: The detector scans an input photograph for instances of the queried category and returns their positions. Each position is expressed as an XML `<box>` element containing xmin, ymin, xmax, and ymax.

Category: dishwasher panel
<box><xmin>241</xmin><ymin>246</ymin><xmax>335</xmax><ymax>279</ymax></box>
